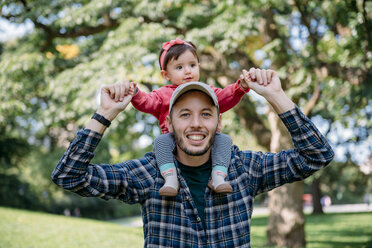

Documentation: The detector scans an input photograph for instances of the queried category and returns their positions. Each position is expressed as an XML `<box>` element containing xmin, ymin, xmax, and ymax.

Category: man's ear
<box><xmin>161</xmin><ymin>70</ymin><xmax>170</xmax><ymax>81</ymax></box>
<box><xmin>216</xmin><ymin>114</ymin><xmax>222</xmax><ymax>132</ymax></box>
<box><xmin>166</xmin><ymin>115</ymin><xmax>173</xmax><ymax>132</ymax></box>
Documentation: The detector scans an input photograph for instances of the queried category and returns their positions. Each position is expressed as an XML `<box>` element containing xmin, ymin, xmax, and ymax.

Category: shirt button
<box><xmin>186</xmin><ymin>196</ymin><xmax>190</xmax><ymax>200</ymax></box>
<box><xmin>196</xmin><ymin>217</ymin><xmax>201</xmax><ymax>222</ymax></box>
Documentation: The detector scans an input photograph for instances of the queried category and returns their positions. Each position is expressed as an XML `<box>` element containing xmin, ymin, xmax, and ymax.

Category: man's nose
<box><xmin>190</xmin><ymin>115</ymin><xmax>201</xmax><ymax>127</ymax></box>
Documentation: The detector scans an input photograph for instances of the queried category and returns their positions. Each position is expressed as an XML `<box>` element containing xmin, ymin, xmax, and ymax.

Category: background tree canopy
<box><xmin>1</xmin><ymin>0</ymin><xmax>371</xmax><ymax>246</ymax></box>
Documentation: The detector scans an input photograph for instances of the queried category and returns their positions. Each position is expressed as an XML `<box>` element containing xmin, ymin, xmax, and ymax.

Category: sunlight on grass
<box><xmin>0</xmin><ymin>207</ymin><xmax>144</xmax><ymax>248</ymax></box>
<box><xmin>305</xmin><ymin>213</ymin><xmax>372</xmax><ymax>248</ymax></box>
<box><xmin>249</xmin><ymin>212</ymin><xmax>372</xmax><ymax>248</ymax></box>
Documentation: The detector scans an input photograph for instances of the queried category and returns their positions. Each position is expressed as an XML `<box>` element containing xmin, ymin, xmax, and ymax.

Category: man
<box><xmin>52</xmin><ymin>68</ymin><xmax>334</xmax><ymax>247</ymax></box>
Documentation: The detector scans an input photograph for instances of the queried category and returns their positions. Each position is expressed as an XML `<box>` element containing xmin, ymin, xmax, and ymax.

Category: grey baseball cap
<box><xmin>169</xmin><ymin>82</ymin><xmax>219</xmax><ymax>114</ymax></box>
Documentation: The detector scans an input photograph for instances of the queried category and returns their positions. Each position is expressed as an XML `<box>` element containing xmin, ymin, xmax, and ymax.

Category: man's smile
<box><xmin>187</xmin><ymin>134</ymin><xmax>206</xmax><ymax>141</ymax></box>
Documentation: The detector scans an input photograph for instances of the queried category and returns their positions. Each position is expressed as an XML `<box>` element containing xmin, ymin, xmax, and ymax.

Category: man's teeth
<box><xmin>188</xmin><ymin>135</ymin><xmax>204</xmax><ymax>141</ymax></box>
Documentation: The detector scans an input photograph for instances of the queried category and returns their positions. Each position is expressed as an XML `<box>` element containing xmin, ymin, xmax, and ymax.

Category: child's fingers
<box><xmin>129</xmin><ymin>82</ymin><xmax>137</xmax><ymax>94</ymax></box>
<box><xmin>243</xmin><ymin>69</ymin><xmax>250</xmax><ymax>80</ymax></box>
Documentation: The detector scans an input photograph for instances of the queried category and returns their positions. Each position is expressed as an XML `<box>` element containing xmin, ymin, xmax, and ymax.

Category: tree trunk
<box><xmin>267</xmin><ymin>182</ymin><xmax>306</xmax><ymax>247</ymax></box>
<box><xmin>266</xmin><ymin>108</ymin><xmax>306</xmax><ymax>248</ymax></box>
<box><xmin>311</xmin><ymin>178</ymin><xmax>324</xmax><ymax>214</ymax></box>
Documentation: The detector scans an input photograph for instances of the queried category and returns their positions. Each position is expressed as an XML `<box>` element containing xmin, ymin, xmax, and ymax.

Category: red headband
<box><xmin>160</xmin><ymin>38</ymin><xmax>192</xmax><ymax>70</ymax></box>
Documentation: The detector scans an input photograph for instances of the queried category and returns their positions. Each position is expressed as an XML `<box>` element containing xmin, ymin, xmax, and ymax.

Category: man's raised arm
<box><xmin>239</xmin><ymin>68</ymin><xmax>334</xmax><ymax>194</ymax></box>
<box><xmin>51</xmin><ymin>81</ymin><xmax>142</xmax><ymax>200</ymax></box>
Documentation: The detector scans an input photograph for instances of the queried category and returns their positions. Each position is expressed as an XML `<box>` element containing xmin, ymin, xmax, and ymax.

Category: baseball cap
<box><xmin>169</xmin><ymin>82</ymin><xmax>219</xmax><ymax>114</ymax></box>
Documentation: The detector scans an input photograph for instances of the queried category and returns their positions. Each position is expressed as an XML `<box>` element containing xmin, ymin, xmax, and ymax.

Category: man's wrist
<box><xmin>264</xmin><ymin>90</ymin><xmax>295</xmax><ymax>114</ymax></box>
<box><xmin>96</xmin><ymin>108</ymin><xmax>120</xmax><ymax>122</ymax></box>
<box><xmin>91</xmin><ymin>112</ymin><xmax>111</xmax><ymax>127</ymax></box>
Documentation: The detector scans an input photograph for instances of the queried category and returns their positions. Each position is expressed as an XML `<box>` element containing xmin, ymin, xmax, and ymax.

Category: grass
<box><xmin>1</xmin><ymin>206</ymin><xmax>371</xmax><ymax>248</ymax></box>
<box><xmin>250</xmin><ymin>212</ymin><xmax>372</xmax><ymax>248</ymax></box>
<box><xmin>0</xmin><ymin>207</ymin><xmax>144</xmax><ymax>248</ymax></box>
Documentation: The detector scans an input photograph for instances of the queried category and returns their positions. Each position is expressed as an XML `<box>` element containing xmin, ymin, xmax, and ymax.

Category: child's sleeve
<box><xmin>131</xmin><ymin>87</ymin><xmax>163</xmax><ymax>118</ymax></box>
<box><xmin>212</xmin><ymin>79</ymin><xmax>249</xmax><ymax>113</ymax></box>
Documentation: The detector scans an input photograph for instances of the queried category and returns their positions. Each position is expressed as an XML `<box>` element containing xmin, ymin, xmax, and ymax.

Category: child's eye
<box><xmin>176</xmin><ymin>66</ymin><xmax>183</xmax><ymax>70</ymax></box>
<box><xmin>191</xmin><ymin>63</ymin><xmax>196</xmax><ymax>67</ymax></box>
<box><xmin>202</xmin><ymin>113</ymin><xmax>211</xmax><ymax>117</ymax></box>
<box><xmin>180</xmin><ymin>113</ymin><xmax>190</xmax><ymax>118</ymax></box>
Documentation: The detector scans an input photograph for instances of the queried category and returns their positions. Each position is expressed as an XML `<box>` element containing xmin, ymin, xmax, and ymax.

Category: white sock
<box><xmin>160</xmin><ymin>163</ymin><xmax>179</xmax><ymax>190</ymax></box>
<box><xmin>212</xmin><ymin>166</ymin><xmax>227</xmax><ymax>188</ymax></box>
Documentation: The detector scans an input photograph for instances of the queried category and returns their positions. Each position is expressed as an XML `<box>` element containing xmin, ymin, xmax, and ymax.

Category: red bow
<box><xmin>160</xmin><ymin>38</ymin><xmax>192</xmax><ymax>69</ymax></box>
<box><xmin>162</xmin><ymin>38</ymin><xmax>187</xmax><ymax>51</ymax></box>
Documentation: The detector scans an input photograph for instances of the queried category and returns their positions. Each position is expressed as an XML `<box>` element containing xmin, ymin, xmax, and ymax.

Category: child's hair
<box><xmin>159</xmin><ymin>40</ymin><xmax>199</xmax><ymax>70</ymax></box>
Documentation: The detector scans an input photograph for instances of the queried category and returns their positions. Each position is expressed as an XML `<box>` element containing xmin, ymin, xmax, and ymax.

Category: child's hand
<box><xmin>128</xmin><ymin>82</ymin><xmax>137</xmax><ymax>96</ymax></box>
<box><xmin>239</xmin><ymin>72</ymin><xmax>251</xmax><ymax>91</ymax></box>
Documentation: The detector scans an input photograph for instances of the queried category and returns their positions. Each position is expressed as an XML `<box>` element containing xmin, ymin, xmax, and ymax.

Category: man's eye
<box><xmin>180</xmin><ymin>113</ymin><xmax>189</xmax><ymax>117</ymax></box>
<box><xmin>202</xmin><ymin>113</ymin><xmax>211</xmax><ymax>117</ymax></box>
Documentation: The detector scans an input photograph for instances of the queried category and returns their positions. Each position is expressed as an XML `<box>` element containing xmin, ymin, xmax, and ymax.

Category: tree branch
<box><xmin>303</xmin><ymin>78</ymin><xmax>320</xmax><ymax>116</ymax></box>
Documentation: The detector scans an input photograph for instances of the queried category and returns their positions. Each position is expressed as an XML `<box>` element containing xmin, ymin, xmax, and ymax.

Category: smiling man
<box><xmin>52</xmin><ymin>69</ymin><xmax>334</xmax><ymax>247</ymax></box>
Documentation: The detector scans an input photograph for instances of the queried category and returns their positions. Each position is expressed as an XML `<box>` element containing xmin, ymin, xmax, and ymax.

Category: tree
<box><xmin>1</xmin><ymin>0</ymin><xmax>371</xmax><ymax>246</ymax></box>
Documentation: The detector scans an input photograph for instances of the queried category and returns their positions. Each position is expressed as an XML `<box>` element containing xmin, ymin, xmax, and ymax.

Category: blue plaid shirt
<box><xmin>52</xmin><ymin>106</ymin><xmax>334</xmax><ymax>247</ymax></box>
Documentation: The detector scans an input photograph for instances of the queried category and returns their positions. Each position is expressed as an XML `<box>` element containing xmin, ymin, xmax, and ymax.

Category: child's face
<box><xmin>161</xmin><ymin>50</ymin><xmax>200</xmax><ymax>85</ymax></box>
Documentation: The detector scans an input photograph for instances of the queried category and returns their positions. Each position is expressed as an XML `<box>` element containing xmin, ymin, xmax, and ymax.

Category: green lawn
<box><xmin>0</xmin><ymin>207</ymin><xmax>144</xmax><ymax>248</ymax></box>
<box><xmin>250</xmin><ymin>212</ymin><xmax>372</xmax><ymax>248</ymax></box>
<box><xmin>1</xmin><ymin>206</ymin><xmax>371</xmax><ymax>248</ymax></box>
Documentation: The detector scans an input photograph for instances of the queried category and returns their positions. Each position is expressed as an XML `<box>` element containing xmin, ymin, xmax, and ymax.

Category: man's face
<box><xmin>167</xmin><ymin>91</ymin><xmax>221</xmax><ymax>162</ymax></box>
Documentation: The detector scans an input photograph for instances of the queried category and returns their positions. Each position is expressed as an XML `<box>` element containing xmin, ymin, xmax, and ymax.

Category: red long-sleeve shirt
<box><xmin>131</xmin><ymin>80</ymin><xmax>249</xmax><ymax>133</ymax></box>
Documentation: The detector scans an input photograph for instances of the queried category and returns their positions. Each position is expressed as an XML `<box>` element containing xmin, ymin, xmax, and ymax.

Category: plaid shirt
<box><xmin>52</xmin><ymin>106</ymin><xmax>334</xmax><ymax>247</ymax></box>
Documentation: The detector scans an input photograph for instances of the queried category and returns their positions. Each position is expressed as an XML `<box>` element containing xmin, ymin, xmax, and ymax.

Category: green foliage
<box><xmin>319</xmin><ymin>159</ymin><xmax>370</xmax><ymax>204</ymax></box>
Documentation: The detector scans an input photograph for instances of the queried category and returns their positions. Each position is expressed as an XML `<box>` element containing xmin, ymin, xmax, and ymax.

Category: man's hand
<box><xmin>240</xmin><ymin>68</ymin><xmax>282</xmax><ymax>98</ymax></box>
<box><xmin>240</xmin><ymin>68</ymin><xmax>295</xmax><ymax>113</ymax></box>
<box><xmin>97</xmin><ymin>80</ymin><xmax>136</xmax><ymax>121</ymax></box>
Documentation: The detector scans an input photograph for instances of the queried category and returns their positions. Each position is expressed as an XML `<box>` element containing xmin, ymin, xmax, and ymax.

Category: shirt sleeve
<box><xmin>240</xmin><ymin>106</ymin><xmax>335</xmax><ymax>196</ymax></box>
<box><xmin>131</xmin><ymin>87</ymin><xmax>163</xmax><ymax>119</ymax></box>
<box><xmin>51</xmin><ymin>128</ymin><xmax>157</xmax><ymax>204</ymax></box>
<box><xmin>212</xmin><ymin>79</ymin><xmax>249</xmax><ymax>113</ymax></box>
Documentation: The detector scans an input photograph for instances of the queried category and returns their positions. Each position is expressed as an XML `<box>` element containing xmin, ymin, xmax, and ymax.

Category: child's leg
<box><xmin>210</xmin><ymin>133</ymin><xmax>233</xmax><ymax>193</ymax></box>
<box><xmin>154</xmin><ymin>133</ymin><xmax>179</xmax><ymax>196</ymax></box>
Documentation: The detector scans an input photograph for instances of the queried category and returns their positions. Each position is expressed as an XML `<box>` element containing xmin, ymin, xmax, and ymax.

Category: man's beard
<box><xmin>171</xmin><ymin>125</ymin><xmax>218</xmax><ymax>156</ymax></box>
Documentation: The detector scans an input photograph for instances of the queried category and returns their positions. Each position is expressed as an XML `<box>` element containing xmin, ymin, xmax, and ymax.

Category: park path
<box><xmin>111</xmin><ymin>203</ymin><xmax>372</xmax><ymax>228</ymax></box>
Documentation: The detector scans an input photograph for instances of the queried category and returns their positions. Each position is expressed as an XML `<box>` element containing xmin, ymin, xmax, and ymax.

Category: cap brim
<box><xmin>169</xmin><ymin>82</ymin><xmax>219</xmax><ymax>114</ymax></box>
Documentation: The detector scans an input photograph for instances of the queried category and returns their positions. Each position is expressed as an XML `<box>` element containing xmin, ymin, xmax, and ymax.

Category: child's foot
<box><xmin>210</xmin><ymin>167</ymin><xmax>232</xmax><ymax>193</ymax></box>
<box><xmin>159</xmin><ymin>164</ymin><xmax>179</xmax><ymax>196</ymax></box>
<box><xmin>159</xmin><ymin>185</ymin><xmax>178</xmax><ymax>196</ymax></box>
<box><xmin>208</xmin><ymin>180</ymin><xmax>233</xmax><ymax>193</ymax></box>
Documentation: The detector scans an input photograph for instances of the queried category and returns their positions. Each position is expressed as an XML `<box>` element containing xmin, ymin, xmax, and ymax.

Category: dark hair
<box><xmin>159</xmin><ymin>41</ymin><xmax>199</xmax><ymax>70</ymax></box>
